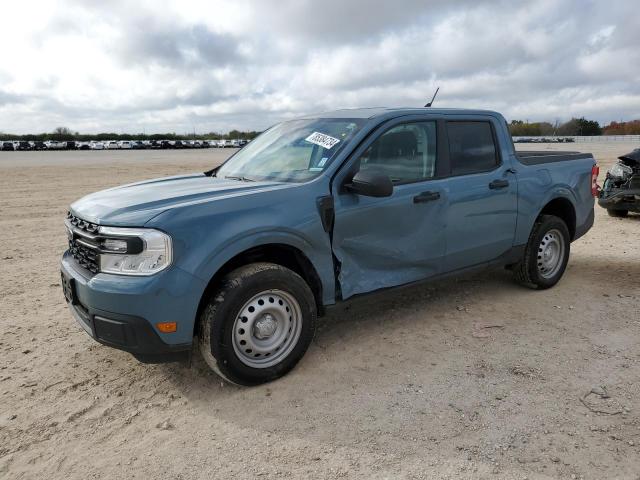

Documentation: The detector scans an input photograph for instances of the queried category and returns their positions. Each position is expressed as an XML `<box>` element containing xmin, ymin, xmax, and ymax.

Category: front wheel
<box><xmin>198</xmin><ymin>263</ymin><xmax>316</xmax><ymax>386</ymax></box>
<box><xmin>514</xmin><ymin>215</ymin><xmax>571</xmax><ymax>289</ymax></box>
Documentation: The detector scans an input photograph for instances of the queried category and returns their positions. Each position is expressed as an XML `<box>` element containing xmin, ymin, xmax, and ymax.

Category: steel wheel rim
<box><xmin>232</xmin><ymin>289</ymin><xmax>302</xmax><ymax>368</ymax></box>
<box><xmin>537</xmin><ymin>228</ymin><xmax>565</xmax><ymax>279</ymax></box>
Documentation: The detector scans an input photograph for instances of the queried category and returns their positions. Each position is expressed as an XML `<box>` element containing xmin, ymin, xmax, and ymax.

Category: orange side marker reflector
<box><xmin>156</xmin><ymin>322</ymin><xmax>177</xmax><ymax>333</ymax></box>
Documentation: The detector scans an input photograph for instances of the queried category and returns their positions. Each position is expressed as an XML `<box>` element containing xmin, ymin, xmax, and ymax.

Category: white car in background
<box><xmin>45</xmin><ymin>141</ymin><xmax>66</xmax><ymax>150</ymax></box>
<box><xmin>105</xmin><ymin>141</ymin><xmax>119</xmax><ymax>149</ymax></box>
<box><xmin>118</xmin><ymin>140</ymin><xmax>133</xmax><ymax>149</ymax></box>
<box><xmin>90</xmin><ymin>141</ymin><xmax>105</xmax><ymax>150</ymax></box>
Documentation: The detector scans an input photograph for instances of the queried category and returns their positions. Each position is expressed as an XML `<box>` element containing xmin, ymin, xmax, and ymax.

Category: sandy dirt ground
<box><xmin>1</xmin><ymin>143</ymin><xmax>639</xmax><ymax>479</ymax></box>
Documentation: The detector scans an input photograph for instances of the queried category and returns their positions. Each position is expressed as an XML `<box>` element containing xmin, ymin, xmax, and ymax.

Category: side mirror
<box><xmin>345</xmin><ymin>170</ymin><xmax>393</xmax><ymax>197</ymax></box>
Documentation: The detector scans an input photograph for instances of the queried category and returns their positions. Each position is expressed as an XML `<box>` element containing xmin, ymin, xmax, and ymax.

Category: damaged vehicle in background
<box><xmin>599</xmin><ymin>148</ymin><xmax>640</xmax><ymax>217</ymax></box>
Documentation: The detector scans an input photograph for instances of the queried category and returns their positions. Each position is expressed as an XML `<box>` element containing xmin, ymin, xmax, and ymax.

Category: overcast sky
<box><xmin>0</xmin><ymin>0</ymin><xmax>638</xmax><ymax>134</ymax></box>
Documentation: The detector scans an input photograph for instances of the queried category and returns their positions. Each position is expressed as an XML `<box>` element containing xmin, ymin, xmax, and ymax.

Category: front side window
<box><xmin>447</xmin><ymin>121</ymin><xmax>498</xmax><ymax>175</ymax></box>
<box><xmin>216</xmin><ymin>118</ymin><xmax>365</xmax><ymax>183</ymax></box>
<box><xmin>357</xmin><ymin>121</ymin><xmax>437</xmax><ymax>183</ymax></box>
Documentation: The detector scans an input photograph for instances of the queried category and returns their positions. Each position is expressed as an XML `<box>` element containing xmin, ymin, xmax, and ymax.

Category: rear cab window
<box><xmin>446</xmin><ymin>121</ymin><xmax>499</xmax><ymax>175</ymax></box>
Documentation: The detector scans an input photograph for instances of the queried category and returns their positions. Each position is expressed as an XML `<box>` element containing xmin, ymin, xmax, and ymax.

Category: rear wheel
<box><xmin>514</xmin><ymin>215</ymin><xmax>571</xmax><ymax>289</ymax></box>
<box><xmin>607</xmin><ymin>209</ymin><xmax>628</xmax><ymax>218</ymax></box>
<box><xmin>198</xmin><ymin>263</ymin><xmax>316</xmax><ymax>386</ymax></box>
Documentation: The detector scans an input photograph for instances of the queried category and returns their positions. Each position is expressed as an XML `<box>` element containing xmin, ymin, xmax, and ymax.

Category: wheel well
<box><xmin>194</xmin><ymin>244</ymin><xmax>324</xmax><ymax>336</ymax></box>
<box><xmin>539</xmin><ymin>198</ymin><xmax>576</xmax><ymax>239</ymax></box>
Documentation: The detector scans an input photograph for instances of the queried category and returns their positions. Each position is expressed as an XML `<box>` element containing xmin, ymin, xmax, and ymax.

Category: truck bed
<box><xmin>516</xmin><ymin>151</ymin><xmax>593</xmax><ymax>166</ymax></box>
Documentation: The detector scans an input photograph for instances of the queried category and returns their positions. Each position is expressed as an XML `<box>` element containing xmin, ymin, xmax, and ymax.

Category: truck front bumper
<box><xmin>60</xmin><ymin>252</ymin><xmax>206</xmax><ymax>363</ymax></box>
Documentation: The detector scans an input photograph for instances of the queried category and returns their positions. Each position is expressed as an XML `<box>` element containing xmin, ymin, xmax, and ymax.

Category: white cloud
<box><xmin>0</xmin><ymin>0</ymin><xmax>639</xmax><ymax>133</ymax></box>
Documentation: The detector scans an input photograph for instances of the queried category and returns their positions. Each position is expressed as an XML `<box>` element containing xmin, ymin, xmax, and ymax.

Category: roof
<box><xmin>299</xmin><ymin>107</ymin><xmax>501</xmax><ymax>121</ymax></box>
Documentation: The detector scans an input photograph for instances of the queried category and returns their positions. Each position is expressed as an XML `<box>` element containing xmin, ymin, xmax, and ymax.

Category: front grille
<box><xmin>67</xmin><ymin>211</ymin><xmax>100</xmax><ymax>233</ymax></box>
<box><xmin>69</xmin><ymin>239</ymin><xmax>99</xmax><ymax>273</ymax></box>
<box><xmin>66</xmin><ymin>212</ymin><xmax>100</xmax><ymax>274</ymax></box>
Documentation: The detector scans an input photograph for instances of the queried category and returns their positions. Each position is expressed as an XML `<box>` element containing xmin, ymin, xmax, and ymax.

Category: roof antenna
<box><xmin>424</xmin><ymin>87</ymin><xmax>440</xmax><ymax>107</ymax></box>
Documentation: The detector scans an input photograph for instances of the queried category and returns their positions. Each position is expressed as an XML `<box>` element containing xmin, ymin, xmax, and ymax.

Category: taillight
<box><xmin>591</xmin><ymin>164</ymin><xmax>600</xmax><ymax>197</ymax></box>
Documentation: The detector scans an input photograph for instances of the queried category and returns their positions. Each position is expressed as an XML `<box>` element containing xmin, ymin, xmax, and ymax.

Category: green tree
<box><xmin>557</xmin><ymin>117</ymin><xmax>601</xmax><ymax>136</ymax></box>
<box><xmin>509</xmin><ymin>120</ymin><xmax>555</xmax><ymax>137</ymax></box>
<box><xmin>51</xmin><ymin>127</ymin><xmax>75</xmax><ymax>141</ymax></box>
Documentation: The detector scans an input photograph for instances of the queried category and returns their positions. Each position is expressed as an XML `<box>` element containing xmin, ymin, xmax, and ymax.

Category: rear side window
<box><xmin>447</xmin><ymin>122</ymin><xmax>498</xmax><ymax>175</ymax></box>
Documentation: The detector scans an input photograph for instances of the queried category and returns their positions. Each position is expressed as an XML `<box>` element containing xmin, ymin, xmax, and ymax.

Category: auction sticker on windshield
<box><xmin>305</xmin><ymin>132</ymin><xmax>340</xmax><ymax>149</ymax></box>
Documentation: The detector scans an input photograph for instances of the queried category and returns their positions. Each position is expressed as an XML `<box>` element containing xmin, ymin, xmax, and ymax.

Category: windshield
<box><xmin>216</xmin><ymin>118</ymin><xmax>366</xmax><ymax>183</ymax></box>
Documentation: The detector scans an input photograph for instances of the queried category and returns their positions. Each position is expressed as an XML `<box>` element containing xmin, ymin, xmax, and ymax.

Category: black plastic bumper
<box><xmin>598</xmin><ymin>189</ymin><xmax>640</xmax><ymax>212</ymax></box>
<box><xmin>67</xmin><ymin>297</ymin><xmax>192</xmax><ymax>364</ymax></box>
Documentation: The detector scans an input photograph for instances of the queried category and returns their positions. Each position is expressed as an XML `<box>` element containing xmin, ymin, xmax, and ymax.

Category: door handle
<box><xmin>489</xmin><ymin>179</ymin><xmax>509</xmax><ymax>189</ymax></box>
<box><xmin>413</xmin><ymin>191</ymin><xmax>440</xmax><ymax>203</ymax></box>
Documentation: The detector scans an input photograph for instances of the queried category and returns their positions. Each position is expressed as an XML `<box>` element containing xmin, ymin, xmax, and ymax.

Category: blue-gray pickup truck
<box><xmin>61</xmin><ymin>107</ymin><xmax>598</xmax><ymax>385</ymax></box>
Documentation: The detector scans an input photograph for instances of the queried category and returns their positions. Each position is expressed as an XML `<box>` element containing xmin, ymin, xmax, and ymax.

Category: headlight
<box><xmin>98</xmin><ymin>226</ymin><xmax>172</xmax><ymax>276</ymax></box>
<box><xmin>608</xmin><ymin>162</ymin><xmax>633</xmax><ymax>180</ymax></box>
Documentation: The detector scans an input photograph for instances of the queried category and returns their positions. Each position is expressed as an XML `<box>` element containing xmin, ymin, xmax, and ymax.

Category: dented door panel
<box><xmin>332</xmin><ymin>179</ymin><xmax>447</xmax><ymax>299</ymax></box>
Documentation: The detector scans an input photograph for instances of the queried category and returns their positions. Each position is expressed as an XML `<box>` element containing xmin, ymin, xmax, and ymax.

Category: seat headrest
<box><xmin>376</xmin><ymin>131</ymin><xmax>417</xmax><ymax>158</ymax></box>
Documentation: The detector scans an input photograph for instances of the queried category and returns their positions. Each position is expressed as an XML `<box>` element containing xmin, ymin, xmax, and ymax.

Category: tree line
<box><xmin>0</xmin><ymin>127</ymin><xmax>262</xmax><ymax>142</ymax></box>
<box><xmin>4</xmin><ymin>119</ymin><xmax>640</xmax><ymax>141</ymax></box>
<box><xmin>509</xmin><ymin>118</ymin><xmax>640</xmax><ymax>136</ymax></box>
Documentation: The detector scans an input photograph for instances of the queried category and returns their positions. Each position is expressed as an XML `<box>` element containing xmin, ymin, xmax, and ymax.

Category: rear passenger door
<box><xmin>443</xmin><ymin>118</ymin><xmax>517</xmax><ymax>271</ymax></box>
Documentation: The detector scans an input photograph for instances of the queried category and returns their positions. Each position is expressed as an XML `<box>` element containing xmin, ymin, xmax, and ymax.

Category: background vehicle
<box><xmin>118</xmin><ymin>140</ymin><xmax>133</xmax><ymax>149</ymax></box>
<box><xmin>45</xmin><ymin>141</ymin><xmax>66</xmax><ymax>150</ymax></box>
<box><xmin>598</xmin><ymin>148</ymin><xmax>640</xmax><ymax>217</ymax></box>
<box><xmin>90</xmin><ymin>141</ymin><xmax>105</xmax><ymax>150</ymax></box>
<box><xmin>105</xmin><ymin>141</ymin><xmax>119</xmax><ymax>149</ymax></box>
<box><xmin>15</xmin><ymin>141</ymin><xmax>32</xmax><ymax>151</ymax></box>
<box><xmin>61</xmin><ymin>107</ymin><xmax>596</xmax><ymax>386</ymax></box>
<box><xmin>32</xmin><ymin>141</ymin><xmax>47</xmax><ymax>150</ymax></box>
<box><xmin>2</xmin><ymin>141</ymin><xmax>15</xmax><ymax>151</ymax></box>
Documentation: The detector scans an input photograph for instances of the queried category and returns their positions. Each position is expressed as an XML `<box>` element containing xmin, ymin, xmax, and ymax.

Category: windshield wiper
<box><xmin>224</xmin><ymin>175</ymin><xmax>256</xmax><ymax>182</ymax></box>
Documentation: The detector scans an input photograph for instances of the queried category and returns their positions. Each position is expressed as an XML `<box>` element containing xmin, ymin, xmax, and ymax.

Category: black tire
<box><xmin>514</xmin><ymin>215</ymin><xmax>571</xmax><ymax>290</ymax></box>
<box><xmin>198</xmin><ymin>263</ymin><xmax>316</xmax><ymax>386</ymax></box>
<box><xmin>607</xmin><ymin>209</ymin><xmax>628</xmax><ymax>218</ymax></box>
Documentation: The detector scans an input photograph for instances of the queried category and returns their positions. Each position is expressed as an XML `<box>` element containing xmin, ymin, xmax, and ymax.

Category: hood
<box><xmin>618</xmin><ymin>148</ymin><xmax>640</xmax><ymax>165</ymax></box>
<box><xmin>70</xmin><ymin>173</ymin><xmax>289</xmax><ymax>226</ymax></box>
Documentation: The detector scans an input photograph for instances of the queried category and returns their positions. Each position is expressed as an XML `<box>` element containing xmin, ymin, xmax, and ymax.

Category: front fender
<box><xmin>144</xmin><ymin>180</ymin><xmax>337</xmax><ymax>305</ymax></box>
<box><xmin>192</xmin><ymin>228</ymin><xmax>336</xmax><ymax>305</ymax></box>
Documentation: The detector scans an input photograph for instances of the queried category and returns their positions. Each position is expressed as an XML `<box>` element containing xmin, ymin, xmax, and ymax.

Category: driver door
<box><xmin>331</xmin><ymin>117</ymin><xmax>447</xmax><ymax>299</ymax></box>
